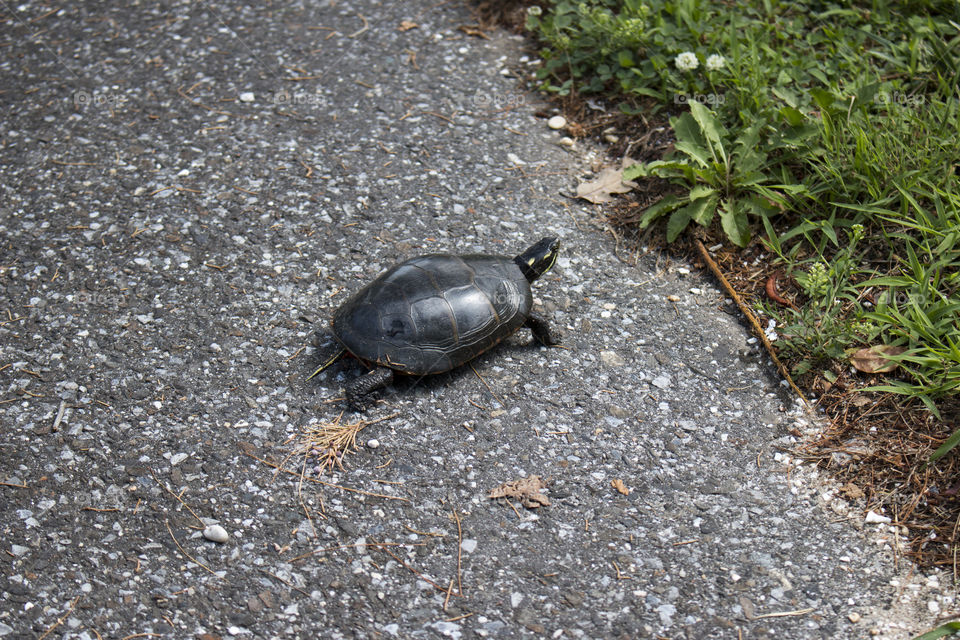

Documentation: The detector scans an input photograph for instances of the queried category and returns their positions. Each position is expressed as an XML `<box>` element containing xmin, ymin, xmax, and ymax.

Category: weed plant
<box><xmin>526</xmin><ymin>0</ymin><xmax>960</xmax><ymax>455</ymax></box>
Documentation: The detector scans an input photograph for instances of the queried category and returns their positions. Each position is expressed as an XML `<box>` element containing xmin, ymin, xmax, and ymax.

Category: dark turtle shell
<box><xmin>332</xmin><ymin>253</ymin><xmax>532</xmax><ymax>375</ymax></box>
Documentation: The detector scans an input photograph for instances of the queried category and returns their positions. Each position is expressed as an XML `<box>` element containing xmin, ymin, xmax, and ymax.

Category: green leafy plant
<box><xmin>622</xmin><ymin>101</ymin><xmax>806</xmax><ymax>246</ymax></box>
<box><xmin>855</xmin><ymin>184</ymin><xmax>960</xmax><ymax>418</ymax></box>
<box><xmin>763</xmin><ymin>223</ymin><xmax>876</xmax><ymax>377</ymax></box>
<box><xmin>527</xmin><ymin>0</ymin><xmax>960</xmax><ymax>470</ymax></box>
<box><xmin>526</xmin><ymin>0</ymin><xmax>658</xmax><ymax>96</ymax></box>
<box><xmin>912</xmin><ymin>620</ymin><xmax>960</xmax><ymax>640</ymax></box>
<box><xmin>525</xmin><ymin>0</ymin><xmax>733</xmax><ymax>103</ymax></box>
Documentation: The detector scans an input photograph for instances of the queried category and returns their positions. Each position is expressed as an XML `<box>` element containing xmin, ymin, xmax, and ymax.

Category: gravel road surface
<box><xmin>0</xmin><ymin>1</ymin><xmax>952</xmax><ymax>638</ymax></box>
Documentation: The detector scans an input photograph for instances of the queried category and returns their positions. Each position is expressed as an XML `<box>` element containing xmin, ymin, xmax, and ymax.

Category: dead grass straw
<box><xmin>295</xmin><ymin>412</ymin><xmax>397</xmax><ymax>472</ymax></box>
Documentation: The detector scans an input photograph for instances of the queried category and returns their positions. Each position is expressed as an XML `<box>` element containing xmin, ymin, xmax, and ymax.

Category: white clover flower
<box><xmin>527</xmin><ymin>5</ymin><xmax>542</xmax><ymax>16</ymax></box>
<box><xmin>674</xmin><ymin>51</ymin><xmax>699</xmax><ymax>71</ymax></box>
<box><xmin>705</xmin><ymin>54</ymin><xmax>726</xmax><ymax>71</ymax></box>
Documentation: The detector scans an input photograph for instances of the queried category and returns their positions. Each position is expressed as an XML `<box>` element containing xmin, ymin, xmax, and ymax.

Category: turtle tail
<box><xmin>306</xmin><ymin>347</ymin><xmax>347</xmax><ymax>380</ymax></box>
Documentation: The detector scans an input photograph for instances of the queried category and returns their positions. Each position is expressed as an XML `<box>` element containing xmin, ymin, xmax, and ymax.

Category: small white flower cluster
<box><xmin>764</xmin><ymin>318</ymin><xmax>778</xmax><ymax>343</ymax></box>
<box><xmin>706</xmin><ymin>54</ymin><xmax>725</xmax><ymax>71</ymax></box>
<box><xmin>674</xmin><ymin>52</ymin><xmax>726</xmax><ymax>71</ymax></box>
<box><xmin>674</xmin><ymin>51</ymin><xmax>699</xmax><ymax>71</ymax></box>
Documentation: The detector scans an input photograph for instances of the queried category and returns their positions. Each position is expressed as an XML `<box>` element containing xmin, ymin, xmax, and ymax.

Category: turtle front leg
<box><xmin>344</xmin><ymin>366</ymin><xmax>394</xmax><ymax>411</ymax></box>
<box><xmin>524</xmin><ymin>314</ymin><xmax>561</xmax><ymax>346</ymax></box>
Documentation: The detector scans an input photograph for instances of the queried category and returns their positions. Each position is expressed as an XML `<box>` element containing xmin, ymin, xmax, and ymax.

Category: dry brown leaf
<box><xmin>398</xmin><ymin>20</ymin><xmax>418</xmax><ymax>31</ymax></box>
<box><xmin>849</xmin><ymin>394</ymin><xmax>873</xmax><ymax>407</ymax></box>
<box><xmin>575</xmin><ymin>167</ymin><xmax>637</xmax><ymax>204</ymax></box>
<box><xmin>611</xmin><ymin>478</ymin><xmax>630</xmax><ymax>495</ymax></box>
<box><xmin>457</xmin><ymin>25</ymin><xmax>490</xmax><ymax>39</ymax></box>
<box><xmin>840</xmin><ymin>483</ymin><xmax>865</xmax><ymax>500</ymax></box>
<box><xmin>849</xmin><ymin>345</ymin><xmax>906</xmax><ymax>374</ymax></box>
<box><xmin>489</xmin><ymin>475</ymin><xmax>550</xmax><ymax>509</ymax></box>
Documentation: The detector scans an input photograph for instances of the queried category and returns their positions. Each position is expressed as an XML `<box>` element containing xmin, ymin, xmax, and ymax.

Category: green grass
<box><xmin>525</xmin><ymin>0</ymin><xmax>960</xmax><ymax>458</ymax></box>
<box><xmin>913</xmin><ymin>620</ymin><xmax>960</xmax><ymax>640</ymax></box>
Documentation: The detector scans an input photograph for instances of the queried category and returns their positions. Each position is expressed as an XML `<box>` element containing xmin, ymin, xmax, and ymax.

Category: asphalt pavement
<box><xmin>0</xmin><ymin>1</ymin><xmax>953</xmax><ymax>638</ymax></box>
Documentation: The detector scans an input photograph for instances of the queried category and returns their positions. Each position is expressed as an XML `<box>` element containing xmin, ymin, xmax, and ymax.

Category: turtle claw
<box><xmin>524</xmin><ymin>314</ymin><xmax>561</xmax><ymax>346</ymax></box>
<box><xmin>343</xmin><ymin>366</ymin><xmax>394</xmax><ymax>411</ymax></box>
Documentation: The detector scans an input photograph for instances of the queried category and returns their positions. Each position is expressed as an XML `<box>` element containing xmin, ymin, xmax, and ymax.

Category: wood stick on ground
<box><xmin>371</xmin><ymin>539</ymin><xmax>458</xmax><ymax>596</ymax></box>
<box><xmin>380</xmin><ymin>547</ymin><xmax>460</xmax><ymax>596</ymax></box>
<box><xmin>164</xmin><ymin>519</ymin><xmax>220</xmax><ymax>578</ymax></box>
<box><xmin>151</xmin><ymin>469</ymin><xmax>205</xmax><ymax>527</ymax></box>
<box><xmin>52</xmin><ymin>399</ymin><xmax>66</xmax><ymax>431</ymax></box>
<box><xmin>289</xmin><ymin>541</ymin><xmax>422</xmax><ymax>563</ymax></box>
<box><xmin>694</xmin><ymin>239</ymin><xmax>810</xmax><ymax>410</ymax></box>
<box><xmin>750</xmin><ymin>607</ymin><xmax>815</xmax><ymax>620</ymax></box>
<box><xmin>38</xmin><ymin>595</ymin><xmax>81</xmax><ymax>640</ymax></box>
<box><xmin>452</xmin><ymin>509</ymin><xmax>464</xmax><ymax>596</ymax></box>
<box><xmin>443</xmin><ymin>578</ymin><xmax>456</xmax><ymax>612</ymax></box>
<box><xmin>470</xmin><ymin>363</ymin><xmax>504</xmax><ymax>409</ymax></box>
<box><xmin>243</xmin><ymin>451</ymin><xmax>409</xmax><ymax>501</ymax></box>
<box><xmin>298</xmin><ymin>452</ymin><xmax>322</xmax><ymax>538</ymax></box>
<box><xmin>259</xmin><ymin>568</ymin><xmax>311</xmax><ymax>596</ymax></box>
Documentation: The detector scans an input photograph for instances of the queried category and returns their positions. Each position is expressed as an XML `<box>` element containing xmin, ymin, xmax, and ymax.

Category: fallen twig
<box><xmin>243</xmin><ymin>451</ymin><xmax>409</xmax><ymax>501</ymax></box>
<box><xmin>452</xmin><ymin>509</ymin><xmax>463</xmax><ymax>596</ymax></box>
<box><xmin>164</xmin><ymin>519</ymin><xmax>220</xmax><ymax>578</ymax></box>
<box><xmin>38</xmin><ymin>595</ymin><xmax>80</xmax><ymax>640</ymax></box>
<box><xmin>694</xmin><ymin>239</ymin><xmax>810</xmax><ymax>409</ymax></box>
<box><xmin>290</xmin><ymin>541</ymin><xmax>422</xmax><ymax>563</ymax></box>
<box><xmin>52</xmin><ymin>400</ymin><xmax>66</xmax><ymax>431</ymax></box>
<box><xmin>151</xmin><ymin>469</ymin><xmax>205</xmax><ymax>527</ymax></box>
<box><xmin>370</xmin><ymin>539</ymin><xmax>458</xmax><ymax>596</ymax></box>
<box><xmin>347</xmin><ymin>14</ymin><xmax>369</xmax><ymax>38</ymax></box>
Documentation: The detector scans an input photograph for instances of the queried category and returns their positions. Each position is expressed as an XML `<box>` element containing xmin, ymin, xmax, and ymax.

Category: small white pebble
<box><xmin>557</xmin><ymin>136</ymin><xmax>575</xmax><ymax>148</ymax></box>
<box><xmin>547</xmin><ymin>115</ymin><xmax>566</xmax><ymax>129</ymax></box>
<box><xmin>203</xmin><ymin>524</ymin><xmax>230</xmax><ymax>543</ymax></box>
<box><xmin>848</xmin><ymin>612</ymin><xmax>861</xmax><ymax>623</ymax></box>
<box><xmin>367</xmin><ymin>438</ymin><xmax>380</xmax><ymax>449</ymax></box>
<box><xmin>864</xmin><ymin>510</ymin><xmax>891</xmax><ymax>524</ymax></box>
<box><xmin>238</xmin><ymin>92</ymin><xmax>255</xmax><ymax>103</ymax></box>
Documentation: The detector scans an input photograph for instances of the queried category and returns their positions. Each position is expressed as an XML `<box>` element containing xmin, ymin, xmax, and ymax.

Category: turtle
<box><xmin>308</xmin><ymin>237</ymin><xmax>561</xmax><ymax>409</ymax></box>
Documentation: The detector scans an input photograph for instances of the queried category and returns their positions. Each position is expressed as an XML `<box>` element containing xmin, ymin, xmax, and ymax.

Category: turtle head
<box><xmin>515</xmin><ymin>237</ymin><xmax>560</xmax><ymax>283</ymax></box>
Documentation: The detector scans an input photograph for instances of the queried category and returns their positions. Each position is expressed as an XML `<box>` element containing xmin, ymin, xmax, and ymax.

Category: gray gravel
<box><xmin>0</xmin><ymin>1</ymin><xmax>953</xmax><ymax>638</ymax></box>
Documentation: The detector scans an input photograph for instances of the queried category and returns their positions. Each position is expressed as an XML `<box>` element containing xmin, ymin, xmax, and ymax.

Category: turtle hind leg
<box><xmin>524</xmin><ymin>314</ymin><xmax>561</xmax><ymax>346</ymax></box>
<box><xmin>307</xmin><ymin>347</ymin><xmax>347</xmax><ymax>380</ymax></box>
<box><xmin>344</xmin><ymin>366</ymin><xmax>394</xmax><ymax>411</ymax></box>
